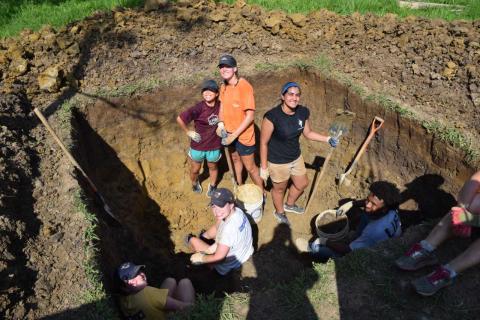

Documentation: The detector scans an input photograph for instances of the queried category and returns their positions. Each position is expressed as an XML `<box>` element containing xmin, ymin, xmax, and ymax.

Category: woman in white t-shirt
<box><xmin>186</xmin><ymin>188</ymin><xmax>254</xmax><ymax>275</ymax></box>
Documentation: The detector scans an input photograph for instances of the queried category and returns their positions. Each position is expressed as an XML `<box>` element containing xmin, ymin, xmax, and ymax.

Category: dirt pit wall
<box><xmin>73</xmin><ymin>68</ymin><xmax>475</xmax><ymax>293</ymax></box>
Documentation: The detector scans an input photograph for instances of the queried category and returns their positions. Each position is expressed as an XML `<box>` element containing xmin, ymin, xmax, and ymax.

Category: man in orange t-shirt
<box><xmin>216</xmin><ymin>54</ymin><xmax>264</xmax><ymax>192</ymax></box>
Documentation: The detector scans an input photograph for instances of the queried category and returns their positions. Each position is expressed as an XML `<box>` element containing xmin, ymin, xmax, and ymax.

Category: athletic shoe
<box><xmin>273</xmin><ymin>211</ymin><xmax>290</xmax><ymax>226</ymax></box>
<box><xmin>206</xmin><ymin>184</ymin><xmax>216</xmax><ymax>198</ymax></box>
<box><xmin>192</xmin><ymin>181</ymin><xmax>203</xmax><ymax>194</ymax></box>
<box><xmin>395</xmin><ymin>242</ymin><xmax>438</xmax><ymax>271</ymax></box>
<box><xmin>294</xmin><ymin>238</ymin><xmax>310</xmax><ymax>253</ymax></box>
<box><xmin>412</xmin><ymin>266</ymin><xmax>453</xmax><ymax>296</ymax></box>
<box><xmin>284</xmin><ymin>203</ymin><xmax>305</xmax><ymax>215</ymax></box>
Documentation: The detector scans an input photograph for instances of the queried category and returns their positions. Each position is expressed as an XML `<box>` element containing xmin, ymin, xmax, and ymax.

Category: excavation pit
<box><xmin>72</xmin><ymin>69</ymin><xmax>474</xmax><ymax>295</ymax></box>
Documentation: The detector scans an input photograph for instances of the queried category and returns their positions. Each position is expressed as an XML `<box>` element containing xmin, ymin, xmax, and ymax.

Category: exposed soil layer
<box><xmin>1</xmin><ymin>0</ymin><xmax>480</xmax><ymax>318</ymax></box>
<box><xmin>74</xmin><ymin>69</ymin><xmax>475</xmax><ymax>306</ymax></box>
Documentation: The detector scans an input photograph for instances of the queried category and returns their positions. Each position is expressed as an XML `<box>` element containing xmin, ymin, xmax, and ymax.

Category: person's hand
<box><xmin>222</xmin><ymin>133</ymin><xmax>237</xmax><ymax>146</ymax></box>
<box><xmin>187</xmin><ymin>130</ymin><xmax>201</xmax><ymax>143</ymax></box>
<box><xmin>327</xmin><ymin>136</ymin><xmax>339</xmax><ymax>148</ymax></box>
<box><xmin>204</xmin><ymin>243</ymin><xmax>217</xmax><ymax>254</ymax></box>
<box><xmin>216</xmin><ymin>122</ymin><xmax>226</xmax><ymax>138</ymax></box>
<box><xmin>260</xmin><ymin>167</ymin><xmax>269</xmax><ymax>181</ymax></box>
<box><xmin>190</xmin><ymin>252</ymin><xmax>206</xmax><ymax>265</ymax></box>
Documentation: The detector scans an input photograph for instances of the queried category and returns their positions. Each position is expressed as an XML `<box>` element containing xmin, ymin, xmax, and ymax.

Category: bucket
<box><xmin>315</xmin><ymin>203</ymin><xmax>351</xmax><ymax>241</ymax></box>
<box><xmin>236</xmin><ymin>184</ymin><xmax>263</xmax><ymax>223</ymax></box>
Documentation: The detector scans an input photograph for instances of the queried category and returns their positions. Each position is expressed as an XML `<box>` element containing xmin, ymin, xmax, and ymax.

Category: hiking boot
<box><xmin>395</xmin><ymin>242</ymin><xmax>438</xmax><ymax>271</ymax></box>
<box><xmin>284</xmin><ymin>203</ymin><xmax>305</xmax><ymax>215</ymax></box>
<box><xmin>192</xmin><ymin>181</ymin><xmax>203</xmax><ymax>194</ymax></box>
<box><xmin>294</xmin><ymin>238</ymin><xmax>311</xmax><ymax>253</ymax></box>
<box><xmin>206</xmin><ymin>184</ymin><xmax>216</xmax><ymax>198</ymax></box>
<box><xmin>273</xmin><ymin>211</ymin><xmax>290</xmax><ymax>226</ymax></box>
<box><xmin>412</xmin><ymin>266</ymin><xmax>453</xmax><ymax>296</ymax></box>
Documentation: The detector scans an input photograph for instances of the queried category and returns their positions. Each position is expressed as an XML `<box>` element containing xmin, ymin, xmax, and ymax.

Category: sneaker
<box><xmin>412</xmin><ymin>266</ymin><xmax>453</xmax><ymax>296</ymax></box>
<box><xmin>192</xmin><ymin>181</ymin><xmax>203</xmax><ymax>194</ymax></box>
<box><xmin>294</xmin><ymin>238</ymin><xmax>310</xmax><ymax>253</ymax></box>
<box><xmin>284</xmin><ymin>203</ymin><xmax>305</xmax><ymax>215</ymax></box>
<box><xmin>273</xmin><ymin>211</ymin><xmax>290</xmax><ymax>226</ymax></box>
<box><xmin>395</xmin><ymin>243</ymin><xmax>438</xmax><ymax>271</ymax></box>
<box><xmin>206</xmin><ymin>184</ymin><xmax>216</xmax><ymax>198</ymax></box>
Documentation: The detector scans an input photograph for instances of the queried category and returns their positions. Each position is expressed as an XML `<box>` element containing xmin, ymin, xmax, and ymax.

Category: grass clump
<box><xmin>95</xmin><ymin>77</ymin><xmax>164</xmax><ymax>97</ymax></box>
<box><xmin>74</xmin><ymin>190</ymin><xmax>118</xmax><ymax>319</ymax></box>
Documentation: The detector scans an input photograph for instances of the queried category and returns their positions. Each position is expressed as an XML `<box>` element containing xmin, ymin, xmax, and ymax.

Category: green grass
<box><xmin>0</xmin><ymin>0</ymin><xmax>143</xmax><ymax>38</ymax></box>
<box><xmin>220</xmin><ymin>0</ymin><xmax>480</xmax><ymax>20</ymax></box>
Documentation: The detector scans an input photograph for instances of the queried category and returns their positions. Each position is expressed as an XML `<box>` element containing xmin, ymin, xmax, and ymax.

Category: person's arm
<box><xmin>201</xmin><ymin>221</ymin><xmax>220</xmax><ymax>240</ymax></box>
<box><xmin>201</xmin><ymin>243</ymin><xmax>229</xmax><ymax>264</ymax></box>
<box><xmin>302</xmin><ymin>119</ymin><xmax>330</xmax><ymax>142</ymax></box>
<box><xmin>260</xmin><ymin>117</ymin><xmax>274</xmax><ymax>170</ymax></box>
<box><xmin>230</xmin><ymin>109</ymin><xmax>255</xmax><ymax>139</ymax></box>
<box><xmin>457</xmin><ymin>171</ymin><xmax>480</xmax><ymax>209</ymax></box>
<box><xmin>176</xmin><ymin>116</ymin><xmax>190</xmax><ymax>133</ymax></box>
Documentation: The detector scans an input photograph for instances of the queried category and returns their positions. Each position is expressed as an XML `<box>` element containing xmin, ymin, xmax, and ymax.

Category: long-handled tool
<box><xmin>33</xmin><ymin>107</ymin><xmax>121</xmax><ymax>224</ymax></box>
<box><xmin>338</xmin><ymin>116</ymin><xmax>384</xmax><ymax>186</ymax></box>
<box><xmin>304</xmin><ymin>130</ymin><xmax>343</xmax><ymax>216</ymax></box>
<box><xmin>220</xmin><ymin>131</ymin><xmax>239</xmax><ymax>193</ymax></box>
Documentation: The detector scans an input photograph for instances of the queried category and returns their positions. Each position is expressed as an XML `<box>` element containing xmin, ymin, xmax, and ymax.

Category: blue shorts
<box><xmin>188</xmin><ymin>148</ymin><xmax>221</xmax><ymax>163</ymax></box>
<box><xmin>232</xmin><ymin>139</ymin><xmax>256</xmax><ymax>156</ymax></box>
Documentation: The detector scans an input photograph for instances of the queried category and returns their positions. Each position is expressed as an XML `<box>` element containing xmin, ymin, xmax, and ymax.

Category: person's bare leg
<box><xmin>448</xmin><ymin>238</ymin><xmax>480</xmax><ymax>273</ymax></box>
<box><xmin>160</xmin><ymin>277</ymin><xmax>177</xmax><ymax>296</ymax></box>
<box><xmin>286</xmin><ymin>174</ymin><xmax>309</xmax><ymax>206</ymax></box>
<box><xmin>229</xmin><ymin>148</ymin><xmax>244</xmax><ymax>185</ymax></box>
<box><xmin>207</xmin><ymin>161</ymin><xmax>218</xmax><ymax>187</ymax></box>
<box><xmin>174</xmin><ymin>278</ymin><xmax>196</xmax><ymax>304</ymax></box>
<box><xmin>272</xmin><ymin>180</ymin><xmax>288</xmax><ymax>213</ymax></box>
<box><xmin>241</xmin><ymin>153</ymin><xmax>264</xmax><ymax>192</ymax></box>
<box><xmin>190</xmin><ymin>159</ymin><xmax>202</xmax><ymax>185</ymax></box>
<box><xmin>424</xmin><ymin>213</ymin><xmax>454</xmax><ymax>248</ymax></box>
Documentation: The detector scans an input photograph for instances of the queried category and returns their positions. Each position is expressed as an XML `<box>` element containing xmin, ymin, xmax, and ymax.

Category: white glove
<box><xmin>260</xmin><ymin>167</ymin><xmax>269</xmax><ymax>181</ymax></box>
<box><xmin>204</xmin><ymin>243</ymin><xmax>217</xmax><ymax>254</ymax></box>
<box><xmin>311</xmin><ymin>237</ymin><xmax>328</xmax><ymax>247</ymax></box>
<box><xmin>187</xmin><ymin>130</ymin><xmax>201</xmax><ymax>143</ymax></box>
<box><xmin>216</xmin><ymin>122</ymin><xmax>226</xmax><ymax>137</ymax></box>
<box><xmin>336</xmin><ymin>201</ymin><xmax>354</xmax><ymax>217</ymax></box>
<box><xmin>190</xmin><ymin>252</ymin><xmax>206</xmax><ymax>265</ymax></box>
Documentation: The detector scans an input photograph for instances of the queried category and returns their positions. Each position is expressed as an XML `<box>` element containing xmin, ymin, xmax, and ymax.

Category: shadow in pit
<box><xmin>0</xmin><ymin>93</ymin><xmax>41</xmax><ymax>317</ymax></box>
<box><xmin>71</xmin><ymin>109</ymin><xmax>193</xmax><ymax>295</ymax></box>
<box><xmin>244</xmin><ymin>224</ymin><xmax>318</xmax><ymax>320</ymax></box>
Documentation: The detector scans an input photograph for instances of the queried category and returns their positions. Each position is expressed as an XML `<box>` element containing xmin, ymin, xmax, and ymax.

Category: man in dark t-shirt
<box><xmin>259</xmin><ymin>82</ymin><xmax>338</xmax><ymax>225</ymax></box>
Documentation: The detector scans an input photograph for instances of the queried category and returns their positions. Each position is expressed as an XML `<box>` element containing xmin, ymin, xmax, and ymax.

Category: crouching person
<box><xmin>295</xmin><ymin>181</ymin><xmax>402</xmax><ymax>261</ymax></box>
<box><xmin>395</xmin><ymin>170</ymin><xmax>480</xmax><ymax>296</ymax></box>
<box><xmin>186</xmin><ymin>188</ymin><xmax>254</xmax><ymax>275</ymax></box>
<box><xmin>117</xmin><ymin>262</ymin><xmax>195</xmax><ymax>319</ymax></box>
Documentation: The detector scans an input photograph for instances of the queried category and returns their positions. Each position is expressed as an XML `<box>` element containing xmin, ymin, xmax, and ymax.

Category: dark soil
<box><xmin>0</xmin><ymin>0</ymin><xmax>479</xmax><ymax>319</ymax></box>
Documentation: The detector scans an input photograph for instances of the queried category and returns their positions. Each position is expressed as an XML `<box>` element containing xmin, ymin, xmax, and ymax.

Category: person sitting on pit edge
<box><xmin>186</xmin><ymin>188</ymin><xmax>254</xmax><ymax>275</ymax></box>
<box><xmin>116</xmin><ymin>262</ymin><xmax>195</xmax><ymax>319</ymax></box>
<box><xmin>295</xmin><ymin>181</ymin><xmax>402</xmax><ymax>261</ymax></box>
<box><xmin>395</xmin><ymin>170</ymin><xmax>480</xmax><ymax>296</ymax></box>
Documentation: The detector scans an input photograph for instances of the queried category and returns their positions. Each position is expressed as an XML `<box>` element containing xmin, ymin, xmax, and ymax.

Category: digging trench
<box><xmin>71</xmin><ymin>68</ymin><xmax>475</xmax><ymax>294</ymax></box>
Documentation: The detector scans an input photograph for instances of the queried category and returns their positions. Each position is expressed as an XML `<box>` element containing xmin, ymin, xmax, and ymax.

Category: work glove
<box><xmin>327</xmin><ymin>136</ymin><xmax>339</xmax><ymax>148</ymax></box>
<box><xmin>187</xmin><ymin>130</ymin><xmax>201</xmax><ymax>143</ymax></box>
<box><xmin>190</xmin><ymin>252</ymin><xmax>206</xmax><ymax>265</ymax></box>
<box><xmin>451</xmin><ymin>205</ymin><xmax>480</xmax><ymax>227</ymax></box>
<box><xmin>204</xmin><ymin>243</ymin><xmax>217</xmax><ymax>255</ymax></box>
<box><xmin>260</xmin><ymin>167</ymin><xmax>269</xmax><ymax>181</ymax></box>
<box><xmin>309</xmin><ymin>237</ymin><xmax>328</xmax><ymax>252</ymax></box>
<box><xmin>336</xmin><ymin>201</ymin><xmax>353</xmax><ymax>217</ymax></box>
<box><xmin>222</xmin><ymin>133</ymin><xmax>237</xmax><ymax>146</ymax></box>
<box><xmin>216</xmin><ymin>122</ymin><xmax>227</xmax><ymax>138</ymax></box>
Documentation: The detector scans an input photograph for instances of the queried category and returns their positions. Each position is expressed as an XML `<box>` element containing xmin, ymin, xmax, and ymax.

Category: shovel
<box><xmin>33</xmin><ymin>107</ymin><xmax>121</xmax><ymax>225</ymax></box>
<box><xmin>221</xmin><ymin>131</ymin><xmax>238</xmax><ymax>193</ymax></box>
<box><xmin>338</xmin><ymin>116</ymin><xmax>384</xmax><ymax>186</ymax></box>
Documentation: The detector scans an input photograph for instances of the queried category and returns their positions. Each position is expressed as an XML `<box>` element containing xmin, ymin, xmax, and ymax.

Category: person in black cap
<box><xmin>177</xmin><ymin>79</ymin><xmax>222</xmax><ymax>197</ymax></box>
<box><xmin>186</xmin><ymin>187</ymin><xmax>254</xmax><ymax>275</ymax></box>
<box><xmin>215</xmin><ymin>54</ymin><xmax>264</xmax><ymax>194</ymax></box>
<box><xmin>116</xmin><ymin>262</ymin><xmax>195</xmax><ymax>319</ymax></box>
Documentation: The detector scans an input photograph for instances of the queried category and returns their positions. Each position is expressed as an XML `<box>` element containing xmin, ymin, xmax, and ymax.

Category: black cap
<box><xmin>210</xmin><ymin>188</ymin><xmax>234</xmax><ymax>207</ymax></box>
<box><xmin>201</xmin><ymin>79</ymin><xmax>219</xmax><ymax>93</ymax></box>
<box><xmin>218</xmin><ymin>54</ymin><xmax>237</xmax><ymax>68</ymax></box>
<box><xmin>117</xmin><ymin>262</ymin><xmax>145</xmax><ymax>281</ymax></box>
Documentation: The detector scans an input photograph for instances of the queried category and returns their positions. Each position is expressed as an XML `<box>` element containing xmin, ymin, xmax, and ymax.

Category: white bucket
<box><xmin>236</xmin><ymin>184</ymin><xmax>263</xmax><ymax>223</ymax></box>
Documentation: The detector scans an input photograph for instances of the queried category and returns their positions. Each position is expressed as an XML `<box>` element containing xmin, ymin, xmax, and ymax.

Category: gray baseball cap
<box><xmin>218</xmin><ymin>54</ymin><xmax>237</xmax><ymax>68</ymax></box>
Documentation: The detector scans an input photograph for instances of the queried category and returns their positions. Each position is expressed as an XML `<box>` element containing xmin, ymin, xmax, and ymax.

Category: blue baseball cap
<box><xmin>117</xmin><ymin>262</ymin><xmax>145</xmax><ymax>281</ymax></box>
<box><xmin>281</xmin><ymin>82</ymin><xmax>301</xmax><ymax>95</ymax></box>
<box><xmin>210</xmin><ymin>188</ymin><xmax>234</xmax><ymax>207</ymax></box>
<box><xmin>201</xmin><ymin>79</ymin><xmax>219</xmax><ymax>93</ymax></box>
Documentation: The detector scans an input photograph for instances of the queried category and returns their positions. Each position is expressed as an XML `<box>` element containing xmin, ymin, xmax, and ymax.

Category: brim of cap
<box><xmin>127</xmin><ymin>264</ymin><xmax>145</xmax><ymax>280</ymax></box>
<box><xmin>218</xmin><ymin>63</ymin><xmax>235</xmax><ymax>68</ymax></box>
<box><xmin>202</xmin><ymin>87</ymin><xmax>219</xmax><ymax>92</ymax></box>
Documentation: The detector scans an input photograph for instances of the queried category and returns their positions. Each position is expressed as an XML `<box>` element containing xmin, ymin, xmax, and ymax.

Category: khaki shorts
<box><xmin>268</xmin><ymin>155</ymin><xmax>307</xmax><ymax>183</ymax></box>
